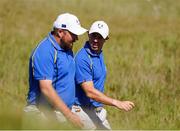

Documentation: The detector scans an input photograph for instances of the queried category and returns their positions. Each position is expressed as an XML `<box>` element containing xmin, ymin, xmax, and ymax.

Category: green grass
<box><xmin>0</xmin><ymin>0</ymin><xmax>180</xmax><ymax>129</ymax></box>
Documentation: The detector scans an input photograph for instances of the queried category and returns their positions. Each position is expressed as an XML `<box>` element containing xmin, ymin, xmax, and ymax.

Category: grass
<box><xmin>0</xmin><ymin>0</ymin><xmax>179</xmax><ymax>129</ymax></box>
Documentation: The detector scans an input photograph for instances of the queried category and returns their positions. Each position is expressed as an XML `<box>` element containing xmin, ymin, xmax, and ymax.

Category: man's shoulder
<box><xmin>76</xmin><ymin>47</ymin><xmax>85</xmax><ymax>54</ymax></box>
<box><xmin>32</xmin><ymin>36</ymin><xmax>55</xmax><ymax>60</ymax></box>
<box><xmin>75</xmin><ymin>47</ymin><xmax>88</xmax><ymax>59</ymax></box>
<box><xmin>36</xmin><ymin>37</ymin><xmax>53</xmax><ymax>52</ymax></box>
<box><xmin>75</xmin><ymin>48</ymin><xmax>92</xmax><ymax>67</ymax></box>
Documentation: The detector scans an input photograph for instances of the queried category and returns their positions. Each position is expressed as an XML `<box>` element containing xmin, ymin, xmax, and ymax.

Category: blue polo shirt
<box><xmin>75</xmin><ymin>41</ymin><xmax>107</xmax><ymax>107</ymax></box>
<box><xmin>27</xmin><ymin>32</ymin><xmax>75</xmax><ymax>108</ymax></box>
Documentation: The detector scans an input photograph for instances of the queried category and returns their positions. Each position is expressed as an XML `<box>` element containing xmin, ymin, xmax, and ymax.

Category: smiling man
<box><xmin>74</xmin><ymin>21</ymin><xmax>135</xmax><ymax>130</ymax></box>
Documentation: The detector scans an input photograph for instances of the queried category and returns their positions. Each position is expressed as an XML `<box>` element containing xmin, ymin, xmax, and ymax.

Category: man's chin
<box><xmin>91</xmin><ymin>47</ymin><xmax>98</xmax><ymax>51</ymax></box>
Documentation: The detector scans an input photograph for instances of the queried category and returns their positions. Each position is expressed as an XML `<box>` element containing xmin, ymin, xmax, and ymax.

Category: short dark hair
<box><xmin>51</xmin><ymin>27</ymin><xmax>59</xmax><ymax>36</ymax></box>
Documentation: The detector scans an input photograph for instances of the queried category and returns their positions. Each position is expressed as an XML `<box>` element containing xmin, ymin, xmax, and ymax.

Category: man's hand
<box><xmin>39</xmin><ymin>80</ymin><xmax>83</xmax><ymax>128</ymax></box>
<box><xmin>67</xmin><ymin>112</ymin><xmax>83</xmax><ymax>128</ymax></box>
<box><xmin>112</xmin><ymin>99</ymin><xmax>135</xmax><ymax>111</ymax></box>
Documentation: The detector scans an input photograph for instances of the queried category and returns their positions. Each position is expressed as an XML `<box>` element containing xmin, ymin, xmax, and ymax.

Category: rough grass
<box><xmin>0</xmin><ymin>0</ymin><xmax>179</xmax><ymax>129</ymax></box>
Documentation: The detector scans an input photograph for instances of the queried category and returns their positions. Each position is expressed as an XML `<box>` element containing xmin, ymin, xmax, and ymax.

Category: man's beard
<box><xmin>60</xmin><ymin>39</ymin><xmax>73</xmax><ymax>51</ymax></box>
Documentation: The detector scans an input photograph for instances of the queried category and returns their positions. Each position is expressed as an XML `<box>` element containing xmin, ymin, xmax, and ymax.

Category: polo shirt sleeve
<box><xmin>75</xmin><ymin>55</ymin><xmax>92</xmax><ymax>84</ymax></box>
<box><xmin>32</xmin><ymin>46</ymin><xmax>54</xmax><ymax>80</ymax></box>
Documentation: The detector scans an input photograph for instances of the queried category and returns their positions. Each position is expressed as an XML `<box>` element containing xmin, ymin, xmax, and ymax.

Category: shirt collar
<box><xmin>84</xmin><ymin>41</ymin><xmax>102</xmax><ymax>57</ymax></box>
<box><xmin>48</xmin><ymin>32</ymin><xmax>64</xmax><ymax>51</ymax></box>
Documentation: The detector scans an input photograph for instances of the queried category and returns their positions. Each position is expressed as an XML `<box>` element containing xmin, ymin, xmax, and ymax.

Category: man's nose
<box><xmin>93</xmin><ymin>38</ymin><xmax>98</xmax><ymax>43</ymax></box>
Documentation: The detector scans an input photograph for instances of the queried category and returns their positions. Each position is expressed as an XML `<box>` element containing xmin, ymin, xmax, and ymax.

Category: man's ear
<box><xmin>87</xmin><ymin>31</ymin><xmax>90</xmax><ymax>37</ymax></box>
<box><xmin>105</xmin><ymin>36</ymin><xmax>109</xmax><ymax>40</ymax></box>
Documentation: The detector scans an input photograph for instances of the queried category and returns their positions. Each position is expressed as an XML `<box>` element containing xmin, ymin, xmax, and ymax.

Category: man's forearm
<box><xmin>81</xmin><ymin>81</ymin><xmax>135</xmax><ymax>111</ymax></box>
<box><xmin>81</xmin><ymin>81</ymin><xmax>115</xmax><ymax>106</ymax></box>
<box><xmin>39</xmin><ymin>80</ymin><xmax>83</xmax><ymax>127</ymax></box>
<box><xmin>39</xmin><ymin>80</ymin><xmax>72</xmax><ymax>117</ymax></box>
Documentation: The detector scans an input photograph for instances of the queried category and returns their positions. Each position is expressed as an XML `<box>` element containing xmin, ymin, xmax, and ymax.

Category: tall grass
<box><xmin>0</xmin><ymin>0</ymin><xmax>179</xmax><ymax>129</ymax></box>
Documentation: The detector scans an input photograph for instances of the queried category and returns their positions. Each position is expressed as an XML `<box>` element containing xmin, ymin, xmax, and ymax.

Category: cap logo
<box><xmin>98</xmin><ymin>23</ymin><xmax>103</xmax><ymax>29</ymax></box>
<box><xmin>76</xmin><ymin>19</ymin><xmax>80</xmax><ymax>25</ymax></box>
<box><xmin>61</xmin><ymin>24</ymin><xmax>66</xmax><ymax>28</ymax></box>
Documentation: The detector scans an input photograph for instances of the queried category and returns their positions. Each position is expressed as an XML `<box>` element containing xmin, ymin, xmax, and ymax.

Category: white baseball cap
<box><xmin>89</xmin><ymin>21</ymin><xmax>109</xmax><ymax>39</ymax></box>
<box><xmin>53</xmin><ymin>13</ymin><xmax>87</xmax><ymax>35</ymax></box>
